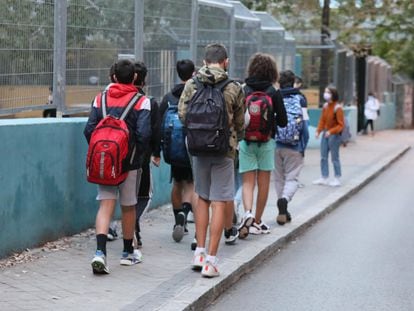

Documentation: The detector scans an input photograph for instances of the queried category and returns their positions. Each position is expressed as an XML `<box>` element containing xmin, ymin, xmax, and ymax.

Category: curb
<box><xmin>175</xmin><ymin>145</ymin><xmax>411</xmax><ymax>311</ymax></box>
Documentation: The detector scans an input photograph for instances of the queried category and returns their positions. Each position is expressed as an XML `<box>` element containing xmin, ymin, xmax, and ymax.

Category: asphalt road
<box><xmin>208</xmin><ymin>148</ymin><xmax>414</xmax><ymax>311</ymax></box>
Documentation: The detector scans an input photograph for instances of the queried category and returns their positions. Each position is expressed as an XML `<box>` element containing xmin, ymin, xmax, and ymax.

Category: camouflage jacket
<box><xmin>178</xmin><ymin>66</ymin><xmax>245</xmax><ymax>159</ymax></box>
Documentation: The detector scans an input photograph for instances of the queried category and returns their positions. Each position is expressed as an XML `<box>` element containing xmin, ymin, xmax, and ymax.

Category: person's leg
<box><xmin>207</xmin><ymin>201</ymin><xmax>226</xmax><ymax>256</ymax></box>
<box><xmin>274</xmin><ymin>149</ymin><xmax>285</xmax><ymax>199</ymax></box>
<box><xmin>329</xmin><ymin>135</ymin><xmax>342</xmax><ymax>178</ymax></box>
<box><xmin>95</xmin><ymin>199</ymin><xmax>117</xmax><ymax>255</ymax></box>
<box><xmin>282</xmin><ymin>150</ymin><xmax>304</xmax><ymax>201</ymax></box>
<box><xmin>195</xmin><ymin>196</ymin><xmax>210</xmax><ymax>249</ymax></box>
<box><xmin>241</xmin><ymin>171</ymin><xmax>256</xmax><ymax>213</ymax></box>
<box><xmin>118</xmin><ymin>170</ymin><xmax>142</xmax><ymax>265</ymax></box>
<box><xmin>223</xmin><ymin>200</ymin><xmax>238</xmax><ymax>245</ymax></box>
<box><xmin>254</xmin><ymin>170</ymin><xmax>271</xmax><ymax>223</ymax></box>
<box><xmin>320</xmin><ymin>135</ymin><xmax>329</xmax><ymax>178</ymax></box>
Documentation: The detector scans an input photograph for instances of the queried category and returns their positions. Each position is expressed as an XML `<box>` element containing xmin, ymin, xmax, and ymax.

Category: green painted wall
<box><xmin>0</xmin><ymin>118</ymin><xmax>171</xmax><ymax>258</ymax></box>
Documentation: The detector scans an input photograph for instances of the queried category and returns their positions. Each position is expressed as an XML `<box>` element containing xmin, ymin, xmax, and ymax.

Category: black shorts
<box><xmin>171</xmin><ymin>165</ymin><xmax>193</xmax><ymax>183</ymax></box>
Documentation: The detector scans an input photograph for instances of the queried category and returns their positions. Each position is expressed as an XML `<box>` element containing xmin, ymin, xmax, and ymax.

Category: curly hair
<box><xmin>246</xmin><ymin>53</ymin><xmax>278</xmax><ymax>83</ymax></box>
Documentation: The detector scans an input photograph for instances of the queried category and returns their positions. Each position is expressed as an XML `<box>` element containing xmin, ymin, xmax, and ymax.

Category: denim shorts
<box><xmin>238</xmin><ymin>139</ymin><xmax>275</xmax><ymax>173</ymax></box>
<box><xmin>96</xmin><ymin>169</ymin><xmax>142</xmax><ymax>206</ymax></box>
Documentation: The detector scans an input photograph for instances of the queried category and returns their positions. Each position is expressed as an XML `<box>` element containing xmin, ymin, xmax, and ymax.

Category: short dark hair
<box><xmin>176</xmin><ymin>59</ymin><xmax>195</xmax><ymax>81</ymax></box>
<box><xmin>114</xmin><ymin>59</ymin><xmax>135</xmax><ymax>84</ymax></box>
<box><xmin>134</xmin><ymin>61</ymin><xmax>148</xmax><ymax>87</ymax></box>
<box><xmin>109</xmin><ymin>63</ymin><xmax>116</xmax><ymax>83</ymax></box>
<box><xmin>294</xmin><ymin>75</ymin><xmax>303</xmax><ymax>85</ymax></box>
<box><xmin>326</xmin><ymin>85</ymin><xmax>339</xmax><ymax>101</ymax></box>
<box><xmin>247</xmin><ymin>53</ymin><xmax>278</xmax><ymax>83</ymax></box>
<box><xmin>204</xmin><ymin>43</ymin><xmax>228</xmax><ymax>64</ymax></box>
<box><xmin>279</xmin><ymin>70</ymin><xmax>296</xmax><ymax>88</ymax></box>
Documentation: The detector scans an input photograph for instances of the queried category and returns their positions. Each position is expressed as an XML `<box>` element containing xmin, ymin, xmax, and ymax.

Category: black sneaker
<box><xmin>224</xmin><ymin>226</ymin><xmax>239</xmax><ymax>245</ymax></box>
<box><xmin>107</xmin><ymin>227</ymin><xmax>118</xmax><ymax>241</ymax></box>
<box><xmin>277</xmin><ymin>198</ymin><xmax>288</xmax><ymax>225</ymax></box>
<box><xmin>172</xmin><ymin>212</ymin><xmax>186</xmax><ymax>242</ymax></box>
<box><xmin>191</xmin><ymin>236</ymin><xmax>197</xmax><ymax>251</ymax></box>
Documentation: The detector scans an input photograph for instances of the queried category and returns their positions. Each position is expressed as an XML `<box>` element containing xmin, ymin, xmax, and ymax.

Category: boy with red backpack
<box><xmin>238</xmin><ymin>53</ymin><xmax>287</xmax><ymax>239</ymax></box>
<box><xmin>84</xmin><ymin>59</ymin><xmax>151</xmax><ymax>274</ymax></box>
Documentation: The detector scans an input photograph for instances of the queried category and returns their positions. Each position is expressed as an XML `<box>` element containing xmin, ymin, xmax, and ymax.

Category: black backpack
<box><xmin>185</xmin><ymin>78</ymin><xmax>232</xmax><ymax>156</ymax></box>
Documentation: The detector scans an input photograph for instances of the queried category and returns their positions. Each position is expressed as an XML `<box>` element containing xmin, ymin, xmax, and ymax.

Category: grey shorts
<box><xmin>96</xmin><ymin>169</ymin><xmax>142</xmax><ymax>206</ymax></box>
<box><xmin>192</xmin><ymin>156</ymin><xmax>234</xmax><ymax>201</ymax></box>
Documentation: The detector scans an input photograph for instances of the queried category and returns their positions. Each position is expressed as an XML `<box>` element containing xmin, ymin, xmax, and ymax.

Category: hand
<box><xmin>324</xmin><ymin>131</ymin><xmax>331</xmax><ymax>138</ymax></box>
<box><xmin>315</xmin><ymin>132</ymin><xmax>320</xmax><ymax>139</ymax></box>
<box><xmin>151</xmin><ymin>156</ymin><xmax>161</xmax><ymax>167</ymax></box>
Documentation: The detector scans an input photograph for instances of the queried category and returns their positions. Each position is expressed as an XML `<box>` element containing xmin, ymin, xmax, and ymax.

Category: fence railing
<box><xmin>0</xmin><ymin>0</ymin><xmax>297</xmax><ymax>116</ymax></box>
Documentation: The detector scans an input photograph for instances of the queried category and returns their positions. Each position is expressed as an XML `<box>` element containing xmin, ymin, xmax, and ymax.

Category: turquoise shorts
<box><xmin>238</xmin><ymin>139</ymin><xmax>275</xmax><ymax>173</ymax></box>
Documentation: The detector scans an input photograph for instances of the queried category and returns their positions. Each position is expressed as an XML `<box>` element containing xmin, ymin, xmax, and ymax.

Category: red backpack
<box><xmin>86</xmin><ymin>91</ymin><xmax>143</xmax><ymax>186</ymax></box>
<box><xmin>244</xmin><ymin>86</ymin><xmax>274</xmax><ymax>142</ymax></box>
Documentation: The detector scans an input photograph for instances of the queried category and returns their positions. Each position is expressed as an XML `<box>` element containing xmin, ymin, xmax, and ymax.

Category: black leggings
<box><xmin>364</xmin><ymin>119</ymin><xmax>374</xmax><ymax>132</ymax></box>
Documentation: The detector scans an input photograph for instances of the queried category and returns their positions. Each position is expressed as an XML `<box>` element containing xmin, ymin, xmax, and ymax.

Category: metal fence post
<box><xmin>135</xmin><ymin>0</ymin><xmax>144</xmax><ymax>61</ymax></box>
<box><xmin>229</xmin><ymin>7</ymin><xmax>236</xmax><ymax>79</ymax></box>
<box><xmin>190</xmin><ymin>0</ymin><xmax>199</xmax><ymax>63</ymax></box>
<box><xmin>53</xmin><ymin>0</ymin><xmax>67</xmax><ymax>117</ymax></box>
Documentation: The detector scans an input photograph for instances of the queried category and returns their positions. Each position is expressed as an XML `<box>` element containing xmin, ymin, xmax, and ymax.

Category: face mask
<box><xmin>323</xmin><ymin>92</ymin><xmax>332</xmax><ymax>102</ymax></box>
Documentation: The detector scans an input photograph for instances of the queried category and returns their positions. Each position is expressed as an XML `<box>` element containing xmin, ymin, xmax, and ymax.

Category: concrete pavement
<box><xmin>0</xmin><ymin>130</ymin><xmax>412</xmax><ymax>311</ymax></box>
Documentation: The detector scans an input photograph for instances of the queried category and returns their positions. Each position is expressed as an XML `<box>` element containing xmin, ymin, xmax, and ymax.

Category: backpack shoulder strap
<box><xmin>193</xmin><ymin>77</ymin><xmax>204</xmax><ymax>91</ymax></box>
<box><xmin>101</xmin><ymin>91</ymin><xmax>108</xmax><ymax>118</ymax></box>
<box><xmin>166</xmin><ymin>92</ymin><xmax>179</xmax><ymax>107</ymax></box>
<box><xmin>215</xmin><ymin>78</ymin><xmax>233</xmax><ymax>91</ymax></box>
<box><xmin>119</xmin><ymin>92</ymin><xmax>143</xmax><ymax>120</ymax></box>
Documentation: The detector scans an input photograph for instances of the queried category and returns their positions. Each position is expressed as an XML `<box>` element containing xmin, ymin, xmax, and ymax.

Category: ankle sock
<box><xmin>206</xmin><ymin>255</ymin><xmax>218</xmax><ymax>265</ymax></box>
<box><xmin>123</xmin><ymin>239</ymin><xmax>134</xmax><ymax>254</ymax></box>
<box><xmin>194</xmin><ymin>247</ymin><xmax>206</xmax><ymax>256</ymax></box>
<box><xmin>96</xmin><ymin>234</ymin><xmax>107</xmax><ymax>256</ymax></box>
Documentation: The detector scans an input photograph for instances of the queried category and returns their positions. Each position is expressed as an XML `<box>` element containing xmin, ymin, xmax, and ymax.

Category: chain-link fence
<box><xmin>0</xmin><ymin>0</ymin><xmax>298</xmax><ymax>117</ymax></box>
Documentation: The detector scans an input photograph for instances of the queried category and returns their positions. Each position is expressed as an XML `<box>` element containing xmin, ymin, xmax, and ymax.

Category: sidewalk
<box><xmin>0</xmin><ymin>130</ymin><xmax>413</xmax><ymax>311</ymax></box>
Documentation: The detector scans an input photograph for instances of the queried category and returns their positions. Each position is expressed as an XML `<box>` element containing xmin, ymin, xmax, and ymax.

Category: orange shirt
<box><xmin>316</xmin><ymin>102</ymin><xmax>344</xmax><ymax>135</ymax></box>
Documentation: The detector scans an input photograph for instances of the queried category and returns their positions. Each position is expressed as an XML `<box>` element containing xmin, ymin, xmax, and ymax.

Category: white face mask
<box><xmin>323</xmin><ymin>92</ymin><xmax>332</xmax><ymax>102</ymax></box>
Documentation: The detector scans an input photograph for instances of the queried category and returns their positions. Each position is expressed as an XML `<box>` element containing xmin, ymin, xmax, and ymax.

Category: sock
<box><xmin>96</xmin><ymin>234</ymin><xmax>107</xmax><ymax>256</ymax></box>
<box><xmin>182</xmin><ymin>202</ymin><xmax>192</xmax><ymax>216</ymax></box>
<box><xmin>173</xmin><ymin>208</ymin><xmax>184</xmax><ymax>216</ymax></box>
<box><xmin>194</xmin><ymin>247</ymin><xmax>206</xmax><ymax>256</ymax></box>
<box><xmin>206</xmin><ymin>255</ymin><xmax>218</xmax><ymax>265</ymax></box>
<box><xmin>123</xmin><ymin>239</ymin><xmax>134</xmax><ymax>254</ymax></box>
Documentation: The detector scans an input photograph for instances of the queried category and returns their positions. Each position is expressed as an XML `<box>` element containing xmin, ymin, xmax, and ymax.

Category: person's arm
<box><xmin>149</xmin><ymin>98</ymin><xmax>161</xmax><ymax>157</ymax></box>
<box><xmin>316</xmin><ymin>105</ymin><xmax>327</xmax><ymax>138</ymax></box>
<box><xmin>273</xmin><ymin>90</ymin><xmax>287</xmax><ymax>127</ymax></box>
<box><xmin>134</xmin><ymin>98</ymin><xmax>152</xmax><ymax>167</ymax></box>
<box><xmin>178</xmin><ymin>79</ymin><xmax>196</xmax><ymax>123</ymax></box>
<box><xmin>83</xmin><ymin>96</ymin><xmax>101</xmax><ymax>143</ymax></box>
<box><xmin>233</xmin><ymin>84</ymin><xmax>246</xmax><ymax>141</ymax></box>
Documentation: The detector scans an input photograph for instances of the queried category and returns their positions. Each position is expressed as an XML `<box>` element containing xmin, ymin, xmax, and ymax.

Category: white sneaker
<box><xmin>191</xmin><ymin>252</ymin><xmax>206</xmax><ymax>271</ymax></box>
<box><xmin>201</xmin><ymin>260</ymin><xmax>220</xmax><ymax>278</ymax></box>
<box><xmin>120</xmin><ymin>249</ymin><xmax>143</xmax><ymax>266</ymax></box>
<box><xmin>312</xmin><ymin>177</ymin><xmax>329</xmax><ymax>185</ymax></box>
<box><xmin>237</xmin><ymin>211</ymin><xmax>255</xmax><ymax>239</ymax></box>
<box><xmin>329</xmin><ymin>178</ymin><xmax>341</xmax><ymax>187</ymax></box>
<box><xmin>249</xmin><ymin>221</ymin><xmax>271</xmax><ymax>235</ymax></box>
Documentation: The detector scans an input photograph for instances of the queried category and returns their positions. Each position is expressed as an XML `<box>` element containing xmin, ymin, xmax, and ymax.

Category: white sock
<box><xmin>206</xmin><ymin>255</ymin><xmax>218</xmax><ymax>265</ymax></box>
<box><xmin>194</xmin><ymin>247</ymin><xmax>206</xmax><ymax>256</ymax></box>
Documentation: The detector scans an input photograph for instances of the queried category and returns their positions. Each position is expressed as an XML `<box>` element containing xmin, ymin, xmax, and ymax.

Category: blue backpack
<box><xmin>161</xmin><ymin>93</ymin><xmax>190</xmax><ymax>167</ymax></box>
<box><xmin>276</xmin><ymin>94</ymin><xmax>303</xmax><ymax>145</ymax></box>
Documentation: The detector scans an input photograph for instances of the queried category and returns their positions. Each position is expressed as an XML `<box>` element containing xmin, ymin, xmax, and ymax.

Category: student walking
<box><xmin>132</xmin><ymin>61</ymin><xmax>161</xmax><ymax>249</ymax></box>
<box><xmin>178</xmin><ymin>43</ymin><xmax>245</xmax><ymax>278</ymax></box>
<box><xmin>159</xmin><ymin>59</ymin><xmax>196</xmax><ymax>243</ymax></box>
<box><xmin>84</xmin><ymin>59</ymin><xmax>151</xmax><ymax>274</ymax></box>
<box><xmin>274</xmin><ymin>70</ymin><xmax>309</xmax><ymax>225</ymax></box>
<box><xmin>363</xmin><ymin>92</ymin><xmax>380</xmax><ymax>135</ymax></box>
<box><xmin>313</xmin><ymin>85</ymin><xmax>344</xmax><ymax>187</ymax></box>
<box><xmin>238</xmin><ymin>53</ymin><xmax>287</xmax><ymax>239</ymax></box>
